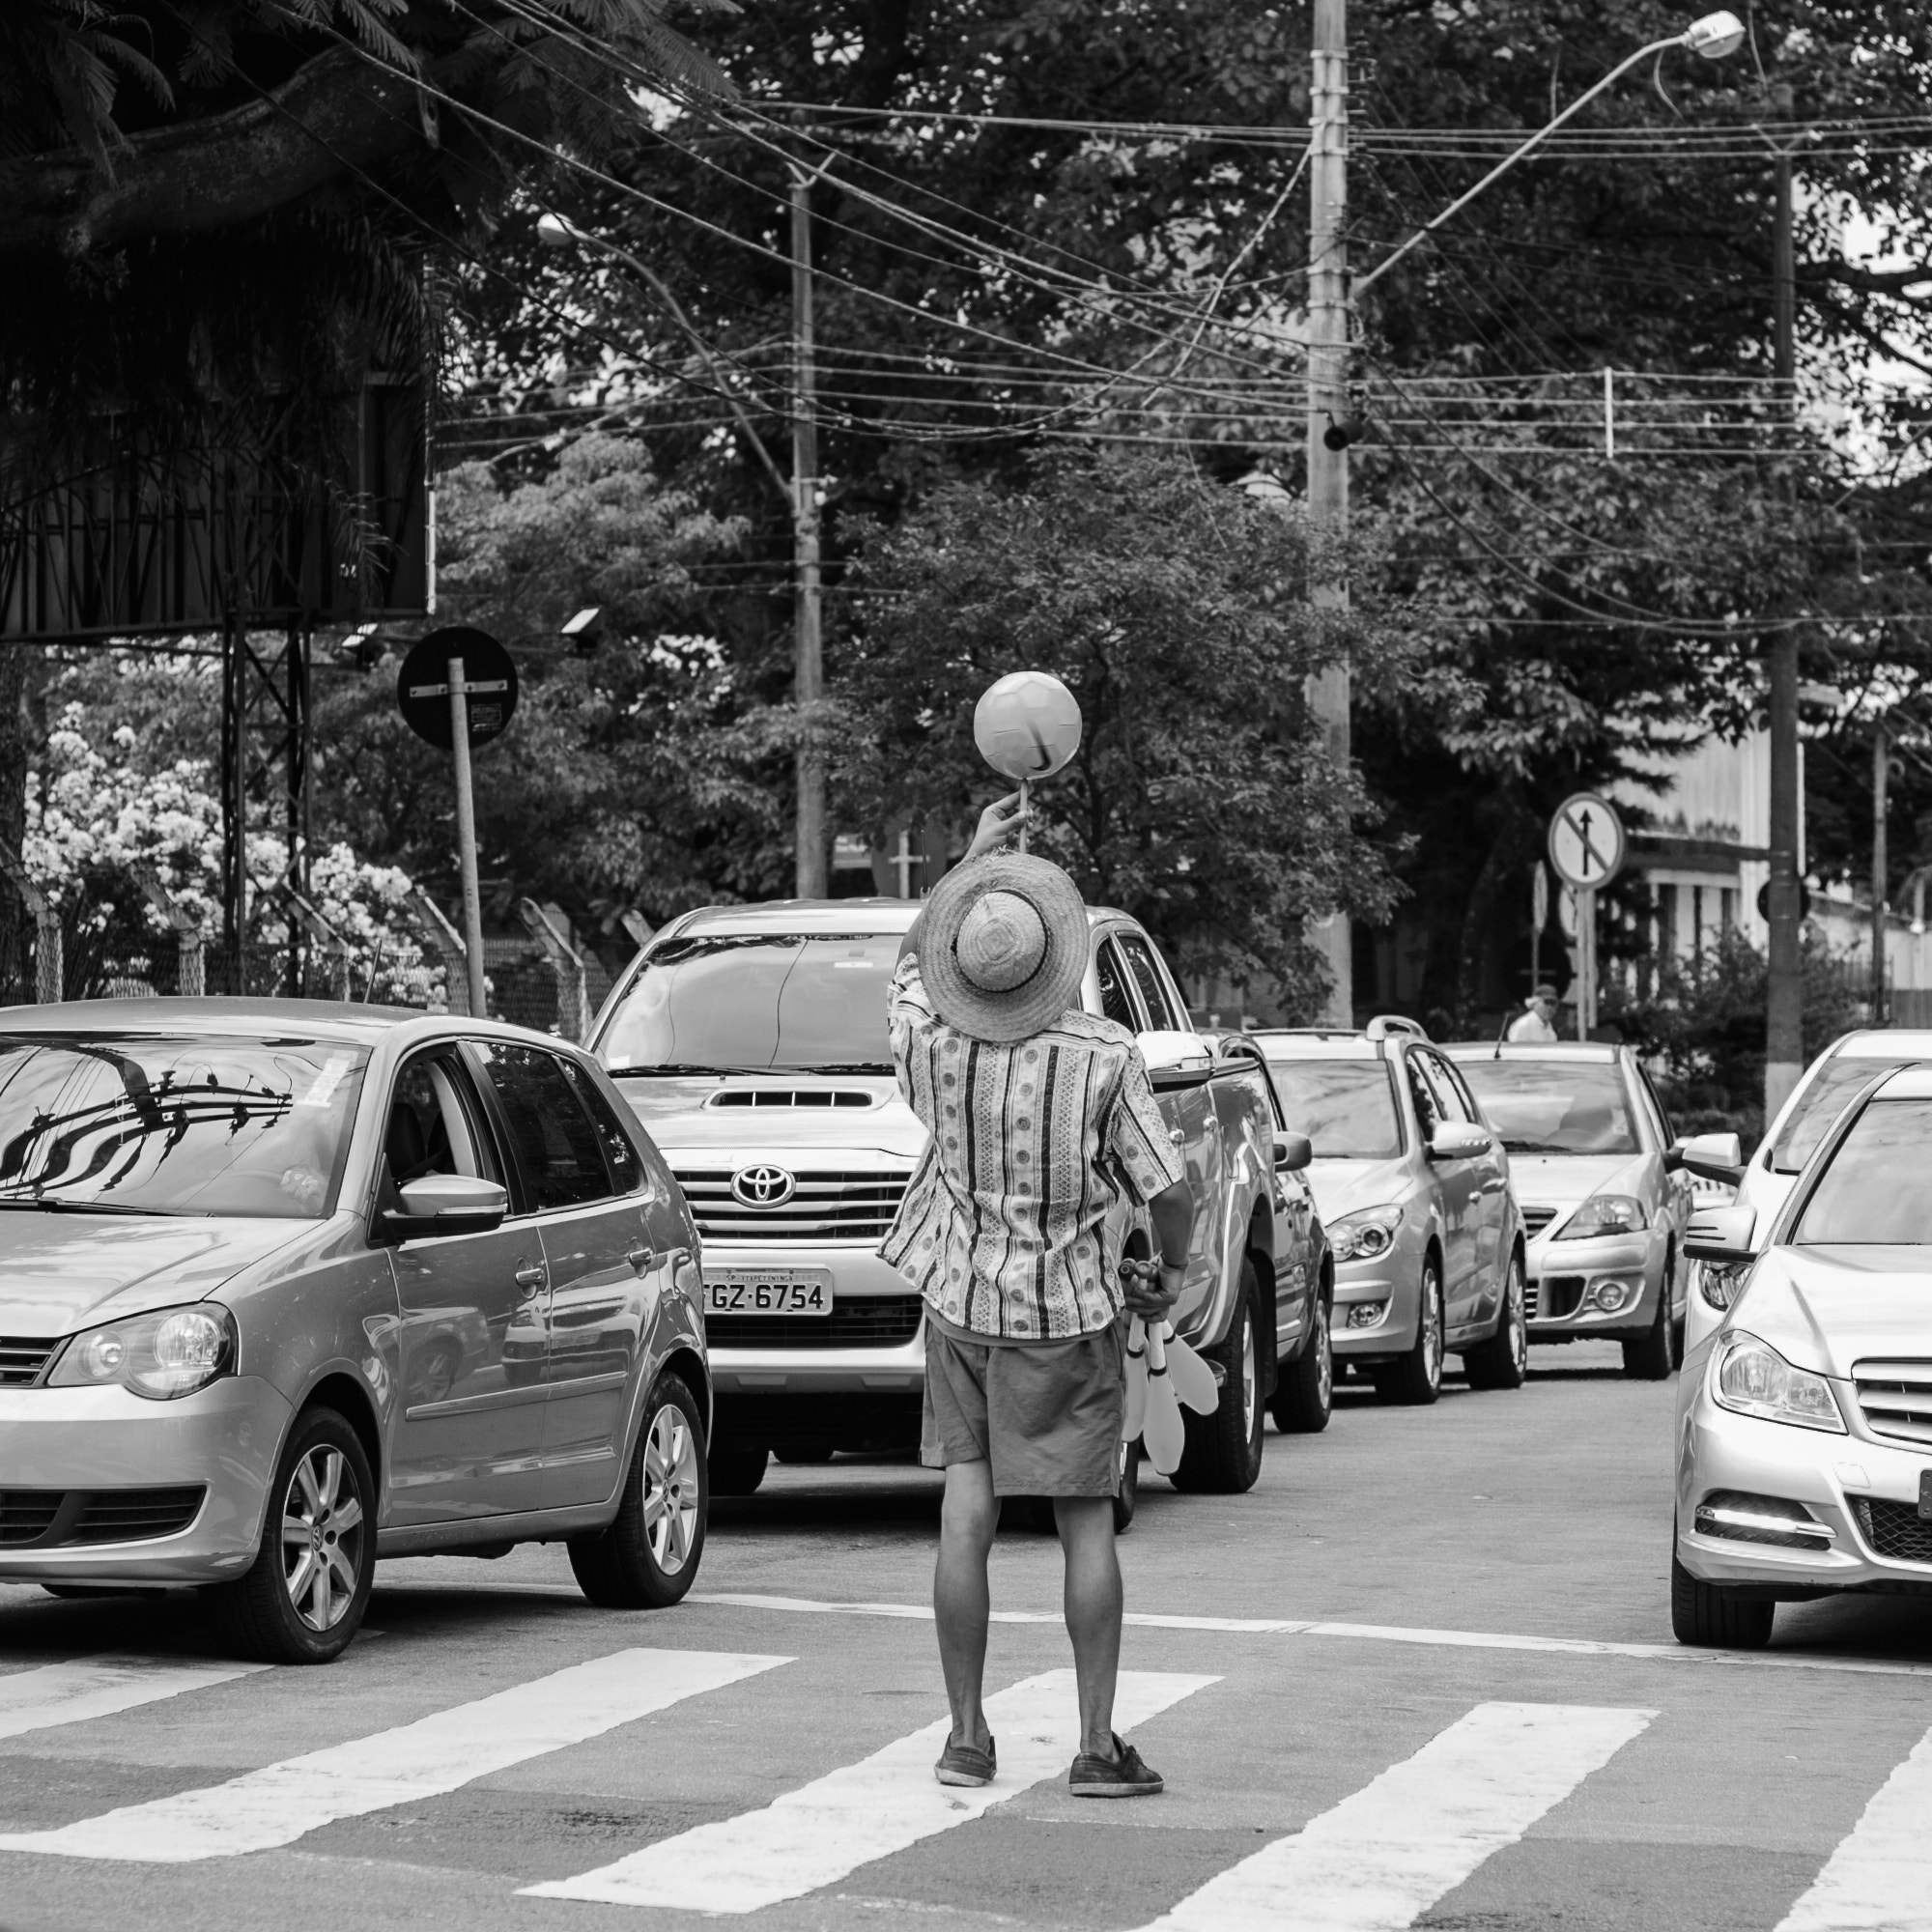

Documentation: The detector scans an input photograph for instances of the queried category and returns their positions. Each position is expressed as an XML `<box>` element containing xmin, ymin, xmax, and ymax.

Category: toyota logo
<box><xmin>731</xmin><ymin>1164</ymin><xmax>796</xmax><ymax>1208</ymax></box>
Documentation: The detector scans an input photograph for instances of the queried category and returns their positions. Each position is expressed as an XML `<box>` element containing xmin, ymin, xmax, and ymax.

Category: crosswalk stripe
<box><xmin>522</xmin><ymin>1667</ymin><xmax>1218</xmax><ymax>1914</ymax></box>
<box><xmin>0</xmin><ymin>1658</ymin><xmax>266</xmax><ymax>1742</ymax></box>
<box><xmin>1775</xmin><ymin>1722</ymin><xmax>1932</xmax><ymax>1932</ymax></box>
<box><xmin>1130</xmin><ymin>1701</ymin><xmax>1654</xmax><ymax>1932</ymax></box>
<box><xmin>0</xmin><ymin>1647</ymin><xmax>788</xmax><ymax>1862</ymax></box>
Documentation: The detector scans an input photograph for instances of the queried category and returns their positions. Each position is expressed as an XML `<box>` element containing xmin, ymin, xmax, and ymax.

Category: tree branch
<box><xmin>0</xmin><ymin>47</ymin><xmax>429</xmax><ymax>258</ymax></box>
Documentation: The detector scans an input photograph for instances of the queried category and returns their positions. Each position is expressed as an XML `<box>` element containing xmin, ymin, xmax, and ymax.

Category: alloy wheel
<box><xmin>1423</xmin><ymin>1272</ymin><xmax>1444</xmax><ymax>1390</ymax></box>
<box><xmin>642</xmin><ymin>1403</ymin><xmax>701</xmax><ymax>1575</ymax></box>
<box><xmin>1241</xmin><ymin>1314</ymin><xmax>1260</xmax><ymax>1436</ymax></box>
<box><xmin>1508</xmin><ymin>1262</ymin><xmax>1529</xmax><ymax>1377</ymax></box>
<box><xmin>280</xmin><ymin>1446</ymin><xmax>364</xmax><ymax>1634</ymax></box>
<box><xmin>1314</xmin><ymin>1303</ymin><xmax>1333</xmax><ymax>1411</ymax></box>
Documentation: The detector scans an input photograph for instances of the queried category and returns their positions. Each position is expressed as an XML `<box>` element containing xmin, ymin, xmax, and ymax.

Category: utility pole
<box><xmin>790</xmin><ymin>164</ymin><xmax>827</xmax><ymax>899</ymax></box>
<box><xmin>1764</xmin><ymin>99</ymin><xmax>1804</xmax><ymax>1117</ymax></box>
<box><xmin>1306</xmin><ymin>0</ymin><xmax>1352</xmax><ymax>1026</ymax></box>
<box><xmin>1872</xmin><ymin>720</ymin><xmax>1889</xmax><ymax>1024</ymax></box>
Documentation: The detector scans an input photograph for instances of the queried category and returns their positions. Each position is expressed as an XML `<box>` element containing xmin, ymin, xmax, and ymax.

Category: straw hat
<box><xmin>918</xmin><ymin>853</ymin><xmax>1089</xmax><ymax>1042</ymax></box>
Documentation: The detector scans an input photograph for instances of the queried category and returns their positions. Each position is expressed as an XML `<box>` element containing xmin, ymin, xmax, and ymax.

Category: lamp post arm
<box><xmin>567</xmin><ymin>226</ymin><xmax>794</xmax><ymax>508</ymax></box>
<box><xmin>1353</xmin><ymin>33</ymin><xmax>1683</xmax><ymax>298</ymax></box>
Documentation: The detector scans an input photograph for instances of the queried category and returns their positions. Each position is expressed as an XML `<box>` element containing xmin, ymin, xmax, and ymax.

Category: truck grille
<box><xmin>0</xmin><ymin>1336</ymin><xmax>57</xmax><ymax>1387</ymax></box>
<box><xmin>1852</xmin><ymin>1360</ymin><xmax>1932</xmax><ymax>1447</ymax></box>
<box><xmin>675</xmin><ymin>1169</ymin><xmax>911</xmax><ymax>1244</ymax></box>
<box><xmin>0</xmin><ymin>1487</ymin><xmax>205</xmax><ymax>1548</ymax></box>
<box><xmin>1520</xmin><ymin>1206</ymin><xmax>1559</xmax><ymax>1236</ymax></box>
<box><xmin>1852</xmin><ymin>1498</ymin><xmax>1932</xmax><ymax>1566</ymax></box>
<box><xmin>707</xmin><ymin>1295</ymin><xmax>924</xmax><ymax>1350</ymax></box>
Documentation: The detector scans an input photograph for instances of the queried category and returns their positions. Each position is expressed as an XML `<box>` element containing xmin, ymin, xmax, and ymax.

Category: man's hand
<box><xmin>1119</xmin><ymin>1257</ymin><xmax>1182</xmax><ymax>1320</ymax></box>
<box><xmin>963</xmin><ymin>790</ymin><xmax>1028</xmax><ymax>863</ymax></box>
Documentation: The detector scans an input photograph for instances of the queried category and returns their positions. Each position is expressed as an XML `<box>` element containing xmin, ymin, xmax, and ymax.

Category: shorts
<box><xmin>921</xmin><ymin>1318</ymin><xmax>1126</xmax><ymax>1497</ymax></box>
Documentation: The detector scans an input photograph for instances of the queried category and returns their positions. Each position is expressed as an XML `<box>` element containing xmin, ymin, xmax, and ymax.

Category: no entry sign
<box><xmin>397</xmin><ymin>627</ymin><xmax>519</xmax><ymax>751</ymax></box>
<box><xmin>1548</xmin><ymin>793</ymin><xmax>1626</xmax><ymax>893</ymax></box>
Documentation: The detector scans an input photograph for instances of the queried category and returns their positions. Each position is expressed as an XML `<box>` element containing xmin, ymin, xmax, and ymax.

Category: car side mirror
<box><xmin>1139</xmin><ymin>1028</ymin><xmax>1216</xmax><ymax>1090</ymax></box>
<box><xmin>1666</xmin><ymin>1130</ymin><xmax>1746</xmax><ymax>1184</ymax></box>
<box><xmin>1427</xmin><ymin>1122</ymin><xmax>1492</xmax><ymax>1162</ymax></box>
<box><xmin>1684</xmin><ymin>1204</ymin><xmax>1756</xmax><ymax>1264</ymax></box>
<box><xmin>384</xmin><ymin>1175</ymin><xmax>509</xmax><ymax>1242</ymax></box>
<box><xmin>1273</xmin><ymin>1132</ymin><xmax>1313</xmax><ymax>1174</ymax></box>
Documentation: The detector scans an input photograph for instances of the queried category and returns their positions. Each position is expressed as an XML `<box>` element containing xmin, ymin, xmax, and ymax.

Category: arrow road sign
<box><xmin>396</xmin><ymin>627</ymin><xmax>520</xmax><ymax>751</ymax></box>
<box><xmin>1548</xmin><ymin>793</ymin><xmax>1626</xmax><ymax>893</ymax></box>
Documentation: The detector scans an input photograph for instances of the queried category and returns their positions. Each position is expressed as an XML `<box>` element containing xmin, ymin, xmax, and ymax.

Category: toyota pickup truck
<box><xmin>590</xmin><ymin>897</ymin><xmax>1330</xmax><ymax>1509</ymax></box>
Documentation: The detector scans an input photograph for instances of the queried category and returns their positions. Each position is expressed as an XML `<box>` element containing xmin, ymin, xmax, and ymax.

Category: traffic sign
<box><xmin>397</xmin><ymin>627</ymin><xmax>519</xmax><ymax>751</ymax></box>
<box><xmin>1756</xmin><ymin>879</ymin><xmax>1812</xmax><ymax>923</ymax></box>
<box><xmin>1548</xmin><ymin>793</ymin><xmax>1626</xmax><ymax>892</ymax></box>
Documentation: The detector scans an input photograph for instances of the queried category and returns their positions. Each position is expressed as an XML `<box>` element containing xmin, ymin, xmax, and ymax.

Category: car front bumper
<box><xmin>0</xmin><ymin>1376</ymin><xmax>293</xmax><ymax>1586</ymax></box>
<box><xmin>1330</xmin><ymin>1222</ymin><xmax>1428</xmax><ymax>1361</ymax></box>
<box><xmin>1677</xmin><ymin>1374</ymin><xmax>1932</xmax><ymax>1595</ymax></box>
<box><xmin>1525</xmin><ymin>1228</ymin><xmax>1662</xmax><ymax>1339</ymax></box>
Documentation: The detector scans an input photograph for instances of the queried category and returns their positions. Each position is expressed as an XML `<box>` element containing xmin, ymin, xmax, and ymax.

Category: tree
<box><xmin>839</xmin><ymin>451</ymin><xmax>1426</xmax><ymax>1012</ymax></box>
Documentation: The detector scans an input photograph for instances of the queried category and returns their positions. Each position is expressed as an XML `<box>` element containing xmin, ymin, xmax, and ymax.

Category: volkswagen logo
<box><xmin>731</xmin><ymin>1164</ymin><xmax>796</xmax><ymax>1209</ymax></box>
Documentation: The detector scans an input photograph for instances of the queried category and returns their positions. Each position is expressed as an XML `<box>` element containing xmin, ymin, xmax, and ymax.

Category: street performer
<box><xmin>880</xmin><ymin>792</ymin><xmax>1193</xmax><ymax>1799</ymax></box>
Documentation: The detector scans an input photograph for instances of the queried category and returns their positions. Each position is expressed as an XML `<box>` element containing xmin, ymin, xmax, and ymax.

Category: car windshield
<box><xmin>1452</xmin><ymin>1059</ymin><xmax>1638</xmax><ymax>1154</ymax></box>
<box><xmin>598</xmin><ymin>933</ymin><xmax>903</xmax><ymax>1073</ymax></box>
<box><xmin>1262</xmin><ymin>1060</ymin><xmax>1403</xmax><ymax>1158</ymax></box>
<box><xmin>1768</xmin><ymin>1055</ymin><xmax>1911</xmax><ymax>1174</ymax></box>
<box><xmin>0</xmin><ymin>1034</ymin><xmax>368</xmax><ymax>1218</ymax></box>
<box><xmin>1792</xmin><ymin>1095</ymin><xmax>1932</xmax><ymax>1243</ymax></box>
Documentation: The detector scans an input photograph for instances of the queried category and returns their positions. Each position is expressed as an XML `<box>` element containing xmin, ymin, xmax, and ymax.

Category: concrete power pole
<box><xmin>791</xmin><ymin>166</ymin><xmax>828</xmax><ymax>899</ymax></box>
<box><xmin>1764</xmin><ymin>115</ymin><xmax>1804</xmax><ymax>1117</ymax></box>
<box><xmin>1306</xmin><ymin>0</ymin><xmax>1353</xmax><ymax>1026</ymax></box>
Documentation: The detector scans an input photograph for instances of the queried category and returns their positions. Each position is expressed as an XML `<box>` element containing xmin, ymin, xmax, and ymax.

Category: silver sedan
<box><xmin>0</xmin><ymin>1001</ymin><xmax>709</xmax><ymax>1662</ymax></box>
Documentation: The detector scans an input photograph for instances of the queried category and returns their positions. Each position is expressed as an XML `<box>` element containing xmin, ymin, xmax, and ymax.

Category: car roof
<box><xmin>1872</xmin><ymin>1065</ymin><xmax>1932</xmax><ymax>1099</ymax></box>
<box><xmin>1442</xmin><ymin>1040</ymin><xmax>1622</xmax><ymax>1063</ymax></box>
<box><xmin>1248</xmin><ymin>1030</ymin><xmax>1387</xmax><ymax>1062</ymax></box>
<box><xmin>1827</xmin><ymin>1029</ymin><xmax>1932</xmax><ymax>1061</ymax></box>
<box><xmin>662</xmin><ymin>898</ymin><xmax>1135</xmax><ymax>939</ymax></box>
<box><xmin>0</xmin><ymin>998</ymin><xmax>573</xmax><ymax>1052</ymax></box>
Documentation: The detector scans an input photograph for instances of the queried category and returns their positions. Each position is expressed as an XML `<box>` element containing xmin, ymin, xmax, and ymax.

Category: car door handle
<box><xmin>514</xmin><ymin>1264</ymin><xmax>547</xmax><ymax>1290</ymax></box>
<box><xmin>626</xmin><ymin>1244</ymin><xmax>657</xmax><ymax>1273</ymax></box>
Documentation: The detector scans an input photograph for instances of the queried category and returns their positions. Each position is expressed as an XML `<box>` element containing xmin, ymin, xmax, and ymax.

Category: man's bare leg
<box><xmin>935</xmin><ymin>1460</ymin><xmax>1000</xmax><ymax>1749</ymax></box>
<box><xmin>1054</xmin><ymin>1496</ymin><xmax>1122</xmax><ymax>1757</ymax></box>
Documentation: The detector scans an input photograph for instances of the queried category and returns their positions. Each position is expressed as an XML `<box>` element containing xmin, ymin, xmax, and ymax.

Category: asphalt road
<box><xmin>3</xmin><ymin>1341</ymin><xmax>1930</xmax><ymax>1932</ymax></box>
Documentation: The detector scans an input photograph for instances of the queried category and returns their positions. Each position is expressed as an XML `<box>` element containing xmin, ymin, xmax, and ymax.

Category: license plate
<box><xmin>704</xmin><ymin>1269</ymin><xmax>834</xmax><ymax>1316</ymax></box>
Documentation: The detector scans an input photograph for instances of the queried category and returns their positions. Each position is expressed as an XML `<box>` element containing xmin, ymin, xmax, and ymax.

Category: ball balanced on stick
<box><xmin>974</xmin><ymin>671</ymin><xmax>1081</xmax><ymax>852</ymax></box>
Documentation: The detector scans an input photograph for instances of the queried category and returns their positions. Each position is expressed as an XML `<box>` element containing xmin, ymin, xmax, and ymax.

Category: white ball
<box><xmin>974</xmin><ymin>671</ymin><xmax>1083</xmax><ymax>781</ymax></box>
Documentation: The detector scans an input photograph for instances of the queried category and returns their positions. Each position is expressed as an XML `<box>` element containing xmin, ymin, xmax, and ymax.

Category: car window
<box><xmin>1418</xmin><ymin>1055</ymin><xmax>1471</xmax><ymax>1123</ymax></box>
<box><xmin>1094</xmin><ymin>938</ymin><xmax>1142</xmax><ymax>1031</ymax></box>
<box><xmin>1450</xmin><ymin>1057</ymin><xmax>1640</xmax><ymax>1155</ymax></box>
<box><xmin>384</xmin><ymin>1051</ymin><xmax>502</xmax><ymax>1190</ymax></box>
<box><xmin>1792</xmin><ymin>1095</ymin><xmax>1932</xmax><ymax>1243</ymax></box>
<box><xmin>471</xmin><ymin>1041</ymin><xmax>617</xmax><ymax>1212</ymax></box>
<box><xmin>0</xmin><ymin>1032</ymin><xmax>367</xmax><ymax>1219</ymax></box>
<box><xmin>1406</xmin><ymin>1054</ymin><xmax>1445</xmax><ymax>1139</ymax></box>
<box><xmin>1262</xmin><ymin>1058</ymin><xmax>1403</xmax><ymax>1157</ymax></box>
<box><xmin>1117</xmin><ymin>933</ymin><xmax>1181</xmax><ymax>1031</ymax></box>
<box><xmin>1633</xmin><ymin>1064</ymin><xmax>1671</xmax><ymax>1148</ymax></box>
<box><xmin>573</xmin><ymin>1066</ymin><xmax>647</xmax><ymax>1195</ymax></box>
<box><xmin>1767</xmin><ymin>1055</ymin><xmax>1910</xmax><ymax>1175</ymax></box>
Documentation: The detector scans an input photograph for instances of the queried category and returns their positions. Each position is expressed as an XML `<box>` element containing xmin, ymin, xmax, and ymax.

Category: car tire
<box><xmin>1269</xmin><ymin>1293</ymin><xmax>1333</xmax><ymax>1434</ymax></box>
<box><xmin>1623</xmin><ymin>1252</ymin><xmax>1679</xmax><ymax>1380</ymax></box>
<box><xmin>1113</xmin><ymin>1435</ymin><xmax>1140</xmax><ymax>1535</ymax></box>
<box><xmin>1174</xmin><ymin>1264</ymin><xmax>1265</xmax><ymax>1493</ymax></box>
<box><xmin>569</xmin><ymin>1371</ymin><xmax>707</xmax><ymax>1609</ymax></box>
<box><xmin>1464</xmin><ymin>1248</ymin><xmax>1528</xmax><ymax>1391</ymax></box>
<box><xmin>202</xmin><ymin>1406</ymin><xmax>375</xmax><ymax>1665</ymax></box>
<box><xmin>1671</xmin><ymin>1551</ymin><xmax>1774</xmax><ymax>1649</ymax></box>
<box><xmin>707</xmin><ymin>1440</ymin><xmax>769</xmax><ymax>1497</ymax></box>
<box><xmin>1375</xmin><ymin>1256</ymin><xmax>1444</xmax><ymax>1406</ymax></box>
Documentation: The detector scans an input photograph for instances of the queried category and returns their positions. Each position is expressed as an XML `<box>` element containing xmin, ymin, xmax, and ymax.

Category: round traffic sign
<box><xmin>1548</xmin><ymin>793</ymin><xmax>1626</xmax><ymax>892</ymax></box>
<box><xmin>1756</xmin><ymin>879</ymin><xmax>1813</xmax><ymax>923</ymax></box>
<box><xmin>397</xmin><ymin>627</ymin><xmax>520</xmax><ymax>752</ymax></box>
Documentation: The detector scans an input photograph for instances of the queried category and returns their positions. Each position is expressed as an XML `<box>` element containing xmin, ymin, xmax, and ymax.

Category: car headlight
<box><xmin>48</xmin><ymin>1304</ymin><xmax>237</xmax><ymax>1401</ymax></box>
<box><xmin>1710</xmin><ymin>1331</ymin><xmax>1845</xmax><ymax>1434</ymax></box>
<box><xmin>1553</xmin><ymin>1194</ymin><xmax>1648</xmax><ymax>1239</ymax></box>
<box><xmin>1331</xmin><ymin>1206</ymin><xmax>1404</xmax><ymax>1263</ymax></box>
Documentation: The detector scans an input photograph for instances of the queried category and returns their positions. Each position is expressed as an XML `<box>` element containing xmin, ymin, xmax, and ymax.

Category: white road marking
<box><xmin>1134</xmin><ymin>1701</ymin><xmax>1653</xmax><ymax>1932</ymax></box>
<box><xmin>0</xmin><ymin>1658</ymin><xmax>266</xmax><ymax>1742</ymax></box>
<box><xmin>1776</xmin><ymin>1722</ymin><xmax>1932</xmax><ymax>1932</ymax></box>
<box><xmin>693</xmin><ymin>1592</ymin><xmax>1932</xmax><ymax>1680</ymax></box>
<box><xmin>522</xmin><ymin>1667</ymin><xmax>1216</xmax><ymax>1914</ymax></box>
<box><xmin>0</xmin><ymin>1648</ymin><xmax>788</xmax><ymax>1862</ymax></box>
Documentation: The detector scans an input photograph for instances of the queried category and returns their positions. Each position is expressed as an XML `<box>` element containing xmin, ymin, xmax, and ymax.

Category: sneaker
<box><xmin>934</xmin><ymin>1733</ymin><xmax>997</xmax><ymax>1787</ymax></box>
<box><xmin>1068</xmin><ymin>1733</ymin><xmax>1164</xmax><ymax>1798</ymax></box>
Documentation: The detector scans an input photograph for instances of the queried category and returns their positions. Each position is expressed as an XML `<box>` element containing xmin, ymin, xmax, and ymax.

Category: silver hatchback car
<box><xmin>0</xmin><ymin>1001</ymin><xmax>709</xmax><ymax>1662</ymax></box>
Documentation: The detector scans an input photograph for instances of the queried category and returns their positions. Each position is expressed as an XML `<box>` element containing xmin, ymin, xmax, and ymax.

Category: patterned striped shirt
<box><xmin>879</xmin><ymin>951</ymin><xmax>1186</xmax><ymax>1341</ymax></box>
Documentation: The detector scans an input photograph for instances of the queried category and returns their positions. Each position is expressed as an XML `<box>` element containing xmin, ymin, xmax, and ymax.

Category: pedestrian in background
<box><xmin>880</xmin><ymin>792</ymin><xmax>1193</xmax><ymax>1798</ymax></box>
<box><xmin>1509</xmin><ymin>982</ymin><xmax>1562</xmax><ymax>1042</ymax></box>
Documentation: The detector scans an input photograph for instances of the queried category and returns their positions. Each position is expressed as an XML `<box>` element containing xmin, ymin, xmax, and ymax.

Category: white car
<box><xmin>1682</xmin><ymin>1029</ymin><xmax>1932</xmax><ymax>1361</ymax></box>
<box><xmin>1673</xmin><ymin>1062</ymin><xmax>1932</xmax><ymax>1647</ymax></box>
